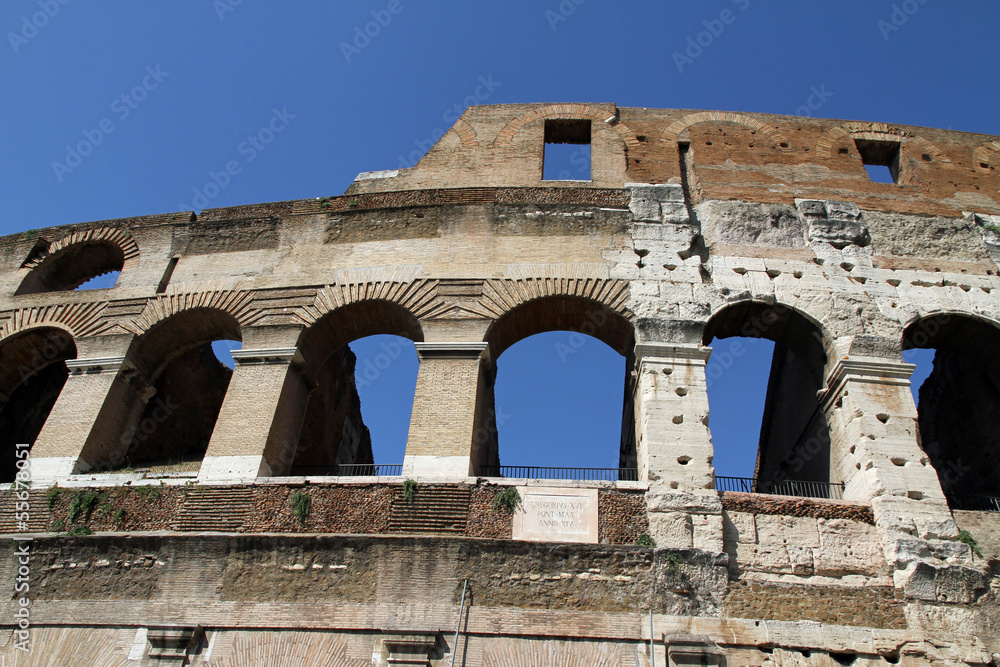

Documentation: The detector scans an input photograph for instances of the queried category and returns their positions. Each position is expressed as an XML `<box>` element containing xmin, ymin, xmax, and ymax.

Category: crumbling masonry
<box><xmin>2</xmin><ymin>104</ymin><xmax>1000</xmax><ymax>665</ymax></box>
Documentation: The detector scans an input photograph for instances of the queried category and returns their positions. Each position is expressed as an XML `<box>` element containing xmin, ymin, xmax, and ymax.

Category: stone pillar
<box><xmin>636</xmin><ymin>342</ymin><xmax>722</xmax><ymax>552</ymax></box>
<box><xmin>403</xmin><ymin>342</ymin><xmax>489</xmax><ymax>480</ymax></box>
<box><xmin>198</xmin><ymin>347</ymin><xmax>312</xmax><ymax>482</ymax></box>
<box><xmin>822</xmin><ymin>355</ymin><xmax>981</xmax><ymax>598</ymax></box>
<box><xmin>29</xmin><ymin>355</ymin><xmax>143</xmax><ymax>484</ymax></box>
<box><xmin>635</xmin><ymin>342</ymin><xmax>714</xmax><ymax>489</ymax></box>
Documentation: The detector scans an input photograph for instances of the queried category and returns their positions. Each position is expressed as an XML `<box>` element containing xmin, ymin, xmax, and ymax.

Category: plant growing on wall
<box><xmin>958</xmin><ymin>529</ymin><xmax>984</xmax><ymax>558</ymax></box>
<box><xmin>290</xmin><ymin>491</ymin><xmax>311</xmax><ymax>525</ymax></box>
<box><xmin>402</xmin><ymin>479</ymin><xmax>417</xmax><ymax>502</ymax></box>
<box><xmin>67</xmin><ymin>490</ymin><xmax>100</xmax><ymax>524</ymax></box>
<box><xmin>46</xmin><ymin>486</ymin><xmax>60</xmax><ymax>509</ymax></box>
<box><xmin>636</xmin><ymin>534</ymin><xmax>656</xmax><ymax>548</ymax></box>
<box><xmin>493</xmin><ymin>487</ymin><xmax>521</xmax><ymax>513</ymax></box>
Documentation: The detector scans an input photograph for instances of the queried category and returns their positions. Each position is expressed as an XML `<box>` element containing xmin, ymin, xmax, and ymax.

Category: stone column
<box><xmin>402</xmin><ymin>342</ymin><xmax>489</xmax><ymax>481</ymax></box>
<box><xmin>198</xmin><ymin>347</ymin><xmax>313</xmax><ymax>483</ymax></box>
<box><xmin>822</xmin><ymin>355</ymin><xmax>981</xmax><ymax>599</ymax></box>
<box><xmin>635</xmin><ymin>342</ymin><xmax>722</xmax><ymax>551</ymax></box>
<box><xmin>29</xmin><ymin>355</ymin><xmax>144</xmax><ymax>484</ymax></box>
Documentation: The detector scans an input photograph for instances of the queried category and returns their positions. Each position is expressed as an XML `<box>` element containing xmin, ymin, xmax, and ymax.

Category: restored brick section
<box><xmin>723</xmin><ymin>581</ymin><xmax>906</xmax><ymax>629</ymax></box>
<box><xmin>598</xmin><ymin>489</ymin><xmax>648</xmax><ymax>545</ymax></box>
<box><xmin>242</xmin><ymin>485</ymin><xmax>393</xmax><ymax>534</ymax></box>
<box><xmin>44</xmin><ymin>485</ymin><xmax>179</xmax><ymax>533</ymax></box>
<box><xmin>466</xmin><ymin>485</ymin><xmax>514</xmax><ymax>539</ymax></box>
<box><xmin>721</xmin><ymin>491</ymin><xmax>875</xmax><ymax>524</ymax></box>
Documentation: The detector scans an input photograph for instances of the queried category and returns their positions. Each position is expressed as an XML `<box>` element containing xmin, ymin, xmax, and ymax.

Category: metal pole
<box><xmin>649</xmin><ymin>609</ymin><xmax>655</xmax><ymax>667</ymax></box>
<box><xmin>449</xmin><ymin>579</ymin><xmax>468</xmax><ymax>667</ymax></box>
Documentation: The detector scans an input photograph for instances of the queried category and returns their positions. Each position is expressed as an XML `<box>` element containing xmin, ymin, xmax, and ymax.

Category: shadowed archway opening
<box><xmin>704</xmin><ymin>301</ymin><xmax>834</xmax><ymax>497</ymax></box>
<box><xmin>0</xmin><ymin>327</ymin><xmax>76</xmax><ymax>482</ymax></box>
<box><xmin>482</xmin><ymin>296</ymin><xmax>635</xmax><ymax>480</ymax></box>
<box><xmin>903</xmin><ymin>313</ymin><xmax>1000</xmax><ymax>504</ymax></box>
<box><xmin>80</xmin><ymin>308</ymin><xmax>242</xmax><ymax>473</ymax></box>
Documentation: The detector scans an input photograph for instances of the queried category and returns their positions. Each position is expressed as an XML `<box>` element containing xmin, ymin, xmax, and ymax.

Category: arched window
<box><xmin>903</xmin><ymin>313</ymin><xmax>1000</xmax><ymax>506</ymax></box>
<box><xmin>291</xmin><ymin>301</ymin><xmax>422</xmax><ymax>476</ymax></box>
<box><xmin>704</xmin><ymin>302</ymin><xmax>835</xmax><ymax>497</ymax></box>
<box><xmin>0</xmin><ymin>327</ymin><xmax>76</xmax><ymax>481</ymax></box>
<box><xmin>481</xmin><ymin>296</ymin><xmax>635</xmax><ymax>481</ymax></box>
<box><xmin>16</xmin><ymin>239</ymin><xmax>126</xmax><ymax>295</ymax></box>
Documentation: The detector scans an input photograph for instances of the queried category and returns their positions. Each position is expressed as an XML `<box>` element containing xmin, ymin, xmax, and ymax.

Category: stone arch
<box><xmin>15</xmin><ymin>227</ymin><xmax>140</xmax><ymax>295</ymax></box>
<box><xmin>0</xmin><ymin>301</ymin><xmax>113</xmax><ymax>342</ymax></box>
<box><xmin>482</xmin><ymin>293</ymin><xmax>637</xmax><ymax>474</ymax></box>
<box><xmin>660</xmin><ymin>111</ymin><xmax>793</xmax><ymax>152</ymax></box>
<box><xmin>290</xmin><ymin>298</ymin><xmax>425</xmax><ymax>476</ymax></box>
<box><xmin>815</xmin><ymin>122</ymin><xmax>954</xmax><ymax>168</ymax></box>
<box><xmin>451</xmin><ymin>117</ymin><xmax>479</xmax><ymax>148</ymax></box>
<box><xmin>0</xmin><ymin>326</ymin><xmax>77</xmax><ymax>481</ymax></box>
<box><xmin>126</xmin><ymin>282</ymin><xmax>257</xmax><ymax>336</ymax></box>
<box><xmin>902</xmin><ymin>312</ymin><xmax>1000</xmax><ymax>501</ymax></box>
<box><xmin>704</xmin><ymin>300</ymin><xmax>834</xmax><ymax>492</ymax></box>
<box><xmin>491</xmin><ymin>104</ymin><xmax>641</xmax><ymax>151</ymax></box>
<box><xmin>78</xmin><ymin>307</ymin><xmax>243</xmax><ymax>472</ymax></box>
<box><xmin>974</xmin><ymin>140</ymin><xmax>1000</xmax><ymax>172</ymax></box>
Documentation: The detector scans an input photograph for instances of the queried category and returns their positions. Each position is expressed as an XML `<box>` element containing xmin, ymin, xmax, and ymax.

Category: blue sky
<box><xmin>2</xmin><ymin>2</ymin><xmax>996</xmax><ymax>477</ymax></box>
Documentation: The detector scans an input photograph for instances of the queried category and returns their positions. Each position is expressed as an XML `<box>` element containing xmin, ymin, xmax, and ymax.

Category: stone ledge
<box><xmin>721</xmin><ymin>492</ymin><xmax>874</xmax><ymax>524</ymax></box>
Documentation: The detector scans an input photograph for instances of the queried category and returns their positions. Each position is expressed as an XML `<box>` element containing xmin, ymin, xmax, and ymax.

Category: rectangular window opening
<box><xmin>855</xmin><ymin>139</ymin><xmax>901</xmax><ymax>184</ymax></box>
<box><xmin>542</xmin><ymin>119</ymin><xmax>591</xmax><ymax>181</ymax></box>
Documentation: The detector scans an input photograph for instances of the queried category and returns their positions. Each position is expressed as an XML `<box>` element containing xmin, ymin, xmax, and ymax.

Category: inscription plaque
<box><xmin>512</xmin><ymin>487</ymin><xmax>598</xmax><ymax>544</ymax></box>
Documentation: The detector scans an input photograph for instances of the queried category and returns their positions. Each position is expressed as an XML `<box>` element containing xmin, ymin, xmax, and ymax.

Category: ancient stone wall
<box><xmin>2</xmin><ymin>104</ymin><xmax>999</xmax><ymax>664</ymax></box>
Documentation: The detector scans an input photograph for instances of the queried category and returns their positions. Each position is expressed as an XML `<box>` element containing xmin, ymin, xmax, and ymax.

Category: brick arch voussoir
<box><xmin>22</xmin><ymin>227</ymin><xmax>141</xmax><ymax>272</ymax></box>
<box><xmin>125</xmin><ymin>281</ymin><xmax>258</xmax><ymax>336</ymax></box>
<box><xmin>0</xmin><ymin>302</ymin><xmax>113</xmax><ymax>342</ymax></box>
<box><xmin>660</xmin><ymin>111</ymin><xmax>793</xmax><ymax>152</ymax></box>
<box><xmin>491</xmin><ymin>104</ymin><xmax>640</xmax><ymax>151</ymax></box>
<box><xmin>816</xmin><ymin>122</ymin><xmax>954</xmax><ymax>168</ymax></box>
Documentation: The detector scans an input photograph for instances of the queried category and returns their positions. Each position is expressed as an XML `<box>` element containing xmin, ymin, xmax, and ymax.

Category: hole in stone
<box><xmin>840</xmin><ymin>262</ymin><xmax>854</xmax><ymax>272</ymax></box>
<box><xmin>813</xmin><ymin>257</ymin><xmax>825</xmax><ymax>265</ymax></box>
<box><xmin>883</xmin><ymin>651</ymin><xmax>900</xmax><ymax>665</ymax></box>
<box><xmin>891</xmin><ymin>457</ymin><xmax>906</xmax><ymax>466</ymax></box>
<box><xmin>677</xmin><ymin>456</ymin><xmax>691</xmax><ymax>465</ymax></box>
<box><xmin>675</xmin><ymin>387</ymin><xmax>688</xmax><ymax>396</ymax></box>
<box><xmin>662</xmin><ymin>368</ymin><xmax>673</xmax><ymax>375</ymax></box>
<box><xmin>980</xmin><ymin>162</ymin><xmax>990</xmax><ymax>169</ymax></box>
<box><xmin>664</xmin><ymin>264</ymin><xmax>677</xmax><ymax>271</ymax></box>
<box><xmin>706</xmin><ymin>141</ymin><xmax>713</xmax><ymax>146</ymax></box>
<box><xmin>801</xmin><ymin>650</ymin><xmax>811</xmax><ymax>658</ymax></box>
<box><xmin>766</xmin><ymin>269</ymin><xmax>781</xmax><ymax>278</ymax></box>
<box><xmin>732</xmin><ymin>267</ymin><xmax>747</xmax><ymax>275</ymax></box>
<box><xmin>635</xmin><ymin>248</ymin><xmax>650</xmax><ymax>257</ymax></box>
<box><xmin>887</xmin><ymin>278</ymin><xmax>901</xmax><ymax>286</ymax></box>
<box><xmin>672</xmin><ymin>415</ymin><xmax>684</xmax><ymax>424</ymax></box>
<box><xmin>636</xmin><ymin>260</ymin><xmax>645</xmax><ymax>268</ymax></box>
<box><xmin>780</xmin><ymin>142</ymin><xmax>789</xmax><ymax>148</ymax></box>
<box><xmin>876</xmin><ymin>413</ymin><xmax>889</xmax><ymax>423</ymax></box>
<box><xmin>830</xmin><ymin>652</ymin><xmax>857</xmax><ymax>665</ymax></box>
<box><xmin>793</xmin><ymin>271</ymin><xmax>803</xmax><ymax>278</ymax></box>
<box><xmin>669</xmin><ymin>481</ymin><xmax>679</xmax><ymax>489</ymax></box>
<box><xmin>838</xmin><ymin>147</ymin><xmax>849</xmax><ymax>154</ymax></box>
<box><xmin>849</xmin><ymin>445</ymin><xmax>856</xmax><ymax>454</ymax></box>
<box><xmin>908</xmin><ymin>491</ymin><xmax>924</xmax><ymax>500</ymax></box>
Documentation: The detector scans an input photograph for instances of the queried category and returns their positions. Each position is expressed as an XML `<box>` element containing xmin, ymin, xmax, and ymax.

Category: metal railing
<box><xmin>715</xmin><ymin>476</ymin><xmax>845</xmax><ymax>500</ymax></box>
<box><xmin>478</xmin><ymin>465</ymin><xmax>639</xmax><ymax>482</ymax></box>
<box><xmin>946</xmin><ymin>493</ymin><xmax>1000</xmax><ymax>513</ymax></box>
<box><xmin>287</xmin><ymin>464</ymin><xmax>403</xmax><ymax>477</ymax></box>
